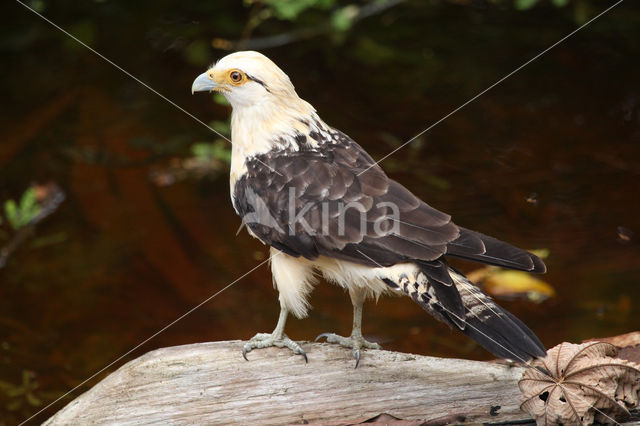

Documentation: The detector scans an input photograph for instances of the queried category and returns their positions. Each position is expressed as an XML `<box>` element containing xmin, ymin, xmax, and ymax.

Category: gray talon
<box><xmin>314</xmin><ymin>332</ymin><xmax>331</xmax><ymax>342</ymax></box>
<box><xmin>241</xmin><ymin>309</ymin><xmax>307</xmax><ymax>363</ymax></box>
<box><xmin>242</xmin><ymin>332</ymin><xmax>307</xmax><ymax>362</ymax></box>
<box><xmin>314</xmin><ymin>332</ymin><xmax>380</xmax><ymax>367</ymax></box>
<box><xmin>242</xmin><ymin>346</ymin><xmax>249</xmax><ymax>361</ymax></box>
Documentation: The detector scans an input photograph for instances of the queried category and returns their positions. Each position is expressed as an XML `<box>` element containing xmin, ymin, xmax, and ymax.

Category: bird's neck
<box><xmin>228</xmin><ymin>97</ymin><xmax>321</xmax><ymax>186</ymax></box>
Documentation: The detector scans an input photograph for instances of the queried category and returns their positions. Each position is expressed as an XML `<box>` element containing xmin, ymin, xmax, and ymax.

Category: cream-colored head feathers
<box><xmin>193</xmin><ymin>51</ymin><xmax>324</xmax><ymax>185</ymax></box>
<box><xmin>200</xmin><ymin>51</ymin><xmax>300</xmax><ymax>108</ymax></box>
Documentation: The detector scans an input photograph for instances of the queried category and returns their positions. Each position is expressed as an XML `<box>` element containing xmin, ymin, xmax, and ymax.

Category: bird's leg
<box><xmin>242</xmin><ymin>307</ymin><xmax>307</xmax><ymax>362</ymax></box>
<box><xmin>315</xmin><ymin>288</ymin><xmax>381</xmax><ymax>368</ymax></box>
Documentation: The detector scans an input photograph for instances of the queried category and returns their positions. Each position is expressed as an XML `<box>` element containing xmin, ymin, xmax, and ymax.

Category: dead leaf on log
<box><xmin>519</xmin><ymin>341</ymin><xmax>640</xmax><ymax>425</ymax></box>
<box><xmin>585</xmin><ymin>332</ymin><xmax>640</xmax><ymax>365</ymax></box>
<box><xmin>617</xmin><ymin>345</ymin><xmax>640</xmax><ymax>365</ymax></box>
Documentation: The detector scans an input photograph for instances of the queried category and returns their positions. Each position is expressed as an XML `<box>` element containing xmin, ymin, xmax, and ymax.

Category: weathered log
<box><xmin>44</xmin><ymin>340</ymin><xmax>537</xmax><ymax>425</ymax></box>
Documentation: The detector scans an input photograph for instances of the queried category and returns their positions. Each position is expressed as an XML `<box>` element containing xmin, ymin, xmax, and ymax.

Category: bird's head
<box><xmin>191</xmin><ymin>51</ymin><xmax>298</xmax><ymax>109</ymax></box>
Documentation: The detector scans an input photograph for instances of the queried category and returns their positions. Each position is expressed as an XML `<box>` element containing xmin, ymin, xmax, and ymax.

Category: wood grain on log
<box><xmin>45</xmin><ymin>341</ymin><xmax>533</xmax><ymax>425</ymax></box>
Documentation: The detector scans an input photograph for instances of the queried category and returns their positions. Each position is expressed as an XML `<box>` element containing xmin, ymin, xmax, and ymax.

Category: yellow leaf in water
<box><xmin>529</xmin><ymin>248</ymin><xmax>550</xmax><ymax>259</ymax></box>
<box><xmin>475</xmin><ymin>269</ymin><xmax>555</xmax><ymax>303</ymax></box>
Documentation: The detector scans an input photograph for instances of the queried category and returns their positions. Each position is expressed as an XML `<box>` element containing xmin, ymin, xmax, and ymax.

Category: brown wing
<box><xmin>232</xmin><ymin>132</ymin><xmax>545</xmax><ymax>273</ymax></box>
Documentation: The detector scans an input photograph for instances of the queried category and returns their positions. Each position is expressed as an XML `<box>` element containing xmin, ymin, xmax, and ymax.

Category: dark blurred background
<box><xmin>1</xmin><ymin>0</ymin><xmax>639</xmax><ymax>423</ymax></box>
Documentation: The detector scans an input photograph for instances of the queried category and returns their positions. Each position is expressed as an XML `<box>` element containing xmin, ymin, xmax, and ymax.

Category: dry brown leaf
<box><xmin>519</xmin><ymin>341</ymin><xmax>640</xmax><ymax>425</ymax></box>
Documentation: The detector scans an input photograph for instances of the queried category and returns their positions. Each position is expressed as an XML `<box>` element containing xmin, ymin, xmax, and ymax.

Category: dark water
<box><xmin>1</xmin><ymin>1</ymin><xmax>639</xmax><ymax>423</ymax></box>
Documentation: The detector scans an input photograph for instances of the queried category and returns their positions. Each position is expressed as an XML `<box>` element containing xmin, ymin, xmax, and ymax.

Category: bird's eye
<box><xmin>229</xmin><ymin>70</ymin><xmax>244</xmax><ymax>84</ymax></box>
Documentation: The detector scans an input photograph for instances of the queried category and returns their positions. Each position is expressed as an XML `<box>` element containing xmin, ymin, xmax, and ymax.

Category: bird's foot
<box><xmin>315</xmin><ymin>333</ymin><xmax>381</xmax><ymax>368</ymax></box>
<box><xmin>242</xmin><ymin>332</ymin><xmax>308</xmax><ymax>363</ymax></box>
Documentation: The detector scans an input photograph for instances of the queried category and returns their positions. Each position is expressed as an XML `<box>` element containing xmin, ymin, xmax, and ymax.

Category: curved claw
<box><xmin>241</xmin><ymin>333</ymin><xmax>308</xmax><ymax>363</ymax></box>
<box><xmin>314</xmin><ymin>332</ymin><xmax>331</xmax><ymax>342</ymax></box>
<box><xmin>314</xmin><ymin>332</ymin><xmax>380</xmax><ymax>367</ymax></box>
<box><xmin>242</xmin><ymin>346</ymin><xmax>249</xmax><ymax>361</ymax></box>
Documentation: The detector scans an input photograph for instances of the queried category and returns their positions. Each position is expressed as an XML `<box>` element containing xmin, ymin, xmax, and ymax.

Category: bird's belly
<box><xmin>269</xmin><ymin>248</ymin><xmax>414</xmax><ymax>318</ymax></box>
<box><xmin>312</xmin><ymin>256</ymin><xmax>408</xmax><ymax>299</ymax></box>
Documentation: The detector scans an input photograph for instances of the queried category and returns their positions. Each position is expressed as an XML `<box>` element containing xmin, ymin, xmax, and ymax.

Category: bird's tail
<box><xmin>447</xmin><ymin>268</ymin><xmax>546</xmax><ymax>361</ymax></box>
<box><xmin>389</xmin><ymin>262</ymin><xmax>546</xmax><ymax>361</ymax></box>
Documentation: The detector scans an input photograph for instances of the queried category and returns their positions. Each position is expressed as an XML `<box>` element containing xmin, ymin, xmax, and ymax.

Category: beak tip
<box><xmin>192</xmin><ymin>72</ymin><xmax>217</xmax><ymax>95</ymax></box>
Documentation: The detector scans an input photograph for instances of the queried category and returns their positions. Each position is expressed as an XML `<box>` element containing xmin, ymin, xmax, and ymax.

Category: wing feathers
<box><xmin>451</xmin><ymin>270</ymin><xmax>546</xmax><ymax>360</ymax></box>
<box><xmin>447</xmin><ymin>228</ymin><xmax>546</xmax><ymax>273</ymax></box>
<box><xmin>358</xmin><ymin>168</ymin><xmax>389</xmax><ymax>196</ymax></box>
<box><xmin>237</xmin><ymin>144</ymin><xmax>546</xmax><ymax>274</ymax></box>
<box><xmin>373</xmin><ymin>234</ymin><xmax>445</xmax><ymax>262</ymax></box>
<box><xmin>461</xmin><ymin>309</ymin><xmax>547</xmax><ymax>361</ymax></box>
<box><xmin>382</xmin><ymin>180</ymin><xmax>421</xmax><ymax>212</ymax></box>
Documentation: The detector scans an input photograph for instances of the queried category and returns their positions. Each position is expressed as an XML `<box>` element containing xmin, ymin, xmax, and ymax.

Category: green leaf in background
<box><xmin>0</xmin><ymin>369</ymin><xmax>42</xmax><ymax>411</ymax></box>
<box><xmin>262</xmin><ymin>0</ymin><xmax>335</xmax><ymax>21</ymax></box>
<box><xmin>211</xmin><ymin>140</ymin><xmax>232</xmax><ymax>163</ymax></box>
<box><xmin>213</xmin><ymin>92</ymin><xmax>230</xmax><ymax>106</ymax></box>
<box><xmin>551</xmin><ymin>0</ymin><xmax>570</xmax><ymax>7</ymax></box>
<box><xmin>184</xmin><ymin>40</ymin><xmax>211</xmax><ymax>66</ymax></box>
<box><xmin>514</xmin><ymin>0</ymin><xmax>539</xmax><ymax>10</ymax></box>
<box><xmin>20</xmin><ymin>188</ymin><xmax>38</xmax><ymax>219</ymax></box>
<box><xmin>210</xmin><ymin>120</ymin><xmax>231</xmax><ymax>136</ymax></box>
<box><xmin>4</xmin><ymin>200</ymin><xmax>19</xmax><ymax>229</ymax></box>
<box><xmin>3</xmin><ymin>188</ymin><xmax>42</xmax><ymax>230</ymax></box>
<box><xmin>331</xmin><ymin>5</ymin><xmax>359</xmax><ymax>31</ymax></box>
<box><xmin>27</xmin><ymin>0</ymin><xmax>46</xmax><ymax>12</ymax></box>
<box><xmin>191</xmin><ymin>142</ymin><xmax>215</xmax><ymax>160</ymax></box>
<box><xmin>191</xmin><ymin>140</ymin><xmax>231</xmax><ymax>163</ymax></box>
<box><xmin>62</xmin><ymin>20</ymin><xmax>96</xmax><ymax>50</ymax></box>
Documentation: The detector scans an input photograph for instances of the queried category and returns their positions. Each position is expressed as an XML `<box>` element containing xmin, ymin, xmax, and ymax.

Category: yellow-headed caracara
<box><xmin>192</xmin><ymin>51</ymin><xmax>546</xmax><ymax>366</ymax></box>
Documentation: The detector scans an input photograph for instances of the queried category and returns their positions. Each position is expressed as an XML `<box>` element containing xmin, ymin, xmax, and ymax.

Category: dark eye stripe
<box><xmin>245</xmin><ymin>74</ymin><xmax>271</xmax><ymax>93</ymax></box>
